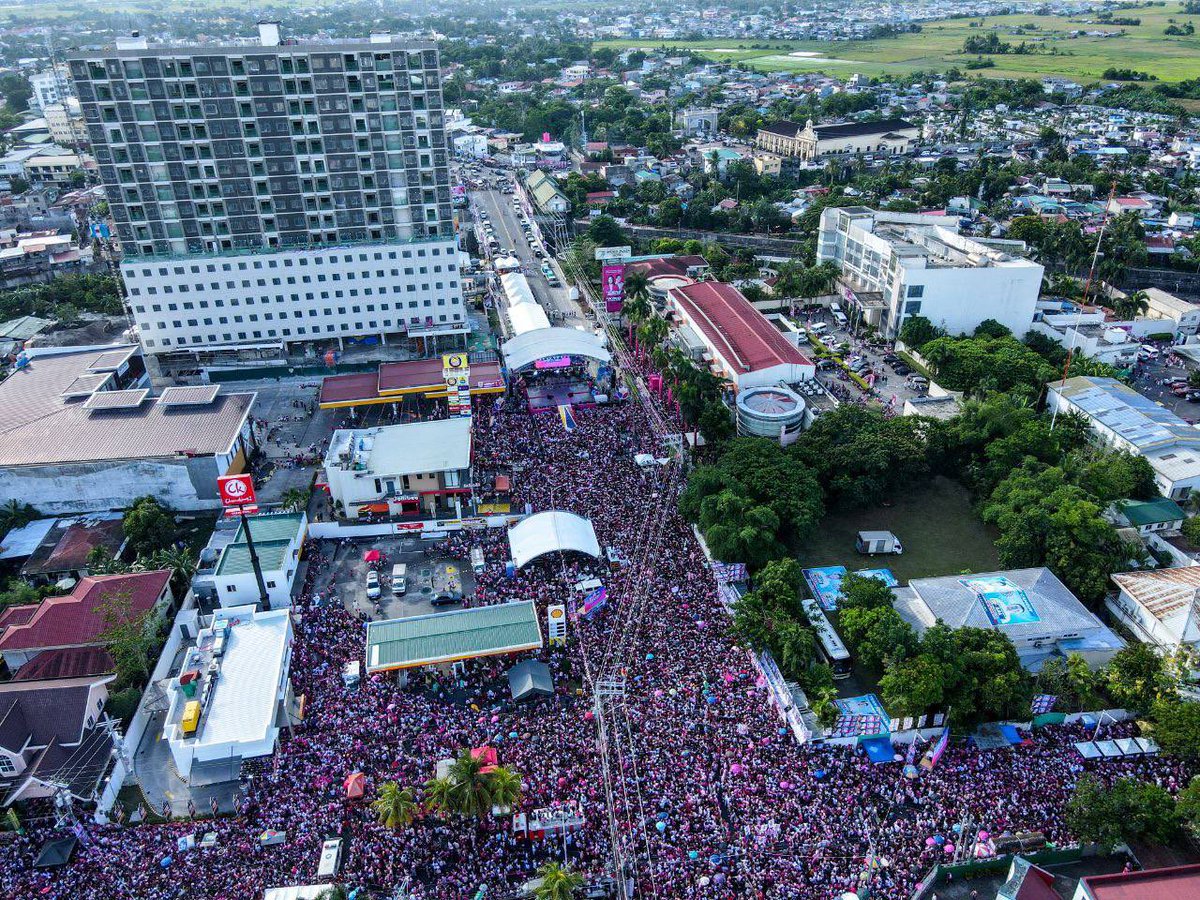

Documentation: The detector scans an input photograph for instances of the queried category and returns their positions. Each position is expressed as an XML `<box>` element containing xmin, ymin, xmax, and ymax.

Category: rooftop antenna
<box><xmin>1049</xmin><ymin>179</ymin><xmax>1118</xmax><ymax>431</ymax></box>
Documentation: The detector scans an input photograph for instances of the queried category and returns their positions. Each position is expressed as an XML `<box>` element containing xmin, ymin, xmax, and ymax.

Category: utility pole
<box><xmin>240</xmin><ymin>506</ymin><xmax>271</xmax><ymax>611</ymax></box>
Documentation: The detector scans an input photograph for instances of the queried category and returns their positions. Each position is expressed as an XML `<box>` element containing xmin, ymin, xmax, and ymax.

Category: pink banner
<box><xmin>602</xmin><ymin>264</ymin><xmax>625</xmax><ymax>313</ymax></box>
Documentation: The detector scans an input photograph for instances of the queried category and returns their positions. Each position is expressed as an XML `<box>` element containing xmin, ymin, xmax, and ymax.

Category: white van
<box><xmin>1139</xmin><ymin>344</ymin><xmax>1160</xmax><ymax>358</ymax></box>
<box><xmin>391</xmin><ymin>563</ymin><xmax>407</xmax><ymax>596</ymax></box>
<box><xmin>832</xmin><ymin>311</ymin><xmax>848</xmax><ymax>327</ymax></box>
<box><xmin>470</xmin><ymin>546</ymin><xmax>486</xmax><ymax>575</ymax></box>
<box><xmin>809</xmin><ymin>322</ymin><xmax>829</xmax><ymax>335</ymax></box>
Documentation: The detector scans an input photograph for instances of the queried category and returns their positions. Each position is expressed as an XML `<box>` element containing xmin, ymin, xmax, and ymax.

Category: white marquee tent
<box><xmin>508</xmin><ymin>511</ymin><xmax>601</xmax><ymax>569</ymax></box>
<box><xmin>501</xmin><ymin>327</ymin><xmax>611</xmax><ymax>372</ymax></box>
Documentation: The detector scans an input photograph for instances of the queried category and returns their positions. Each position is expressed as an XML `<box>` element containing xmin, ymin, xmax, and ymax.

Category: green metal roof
<box><xmin>365</xmin><ymin>601</ymin><xmax>543</xmax><ymax>672</ymax></box>
<box><xmin>1115</xmin><ymin>497</ymin><xmax>1186</xmax><ymax>527</ymax></box>
<box><xmin>214</xmin><ymin>513</ymin><xmax>305</xmax><ymax>576</ymax></box>
<box><xmin>215</xmin><ymin>538</ymin><xmax>292</xmax><ymax>576</ymax></box>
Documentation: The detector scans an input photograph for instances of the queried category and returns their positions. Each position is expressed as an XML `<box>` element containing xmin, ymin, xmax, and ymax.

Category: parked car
<box><xmin>365</xmin><ymin>570</ymin><xmax>381</xmax><ymax>600</ymax></box>
<box><xmin>892</xmin><ymin>364</ymin><xmax>912</xmax><ymax>377</ymax></box>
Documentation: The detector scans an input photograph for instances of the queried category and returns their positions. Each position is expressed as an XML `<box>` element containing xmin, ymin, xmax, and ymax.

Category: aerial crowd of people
<box><xmin>0</xmin><ymin>390</ymin><xmax>1193</xmax><ymax>900</ymax></box>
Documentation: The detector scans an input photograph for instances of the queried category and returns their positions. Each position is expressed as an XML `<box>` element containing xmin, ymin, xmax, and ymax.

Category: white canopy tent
<box><xmin>508</xmin><ymin>511</ymin><xmax>602</xmax><ymax>569</ymax></box>
<box><xmin>501</xmin><ymin>327</ymin><xmax>611</xmax><ymax>372</ymax></box>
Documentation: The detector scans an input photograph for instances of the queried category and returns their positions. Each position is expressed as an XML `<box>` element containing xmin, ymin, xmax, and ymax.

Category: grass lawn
<box><xmin>795</xmin><ymin>475</ymin><xmax>1000</xmax><ymax>583</ymax></box>
<box><xmin>598</xmin><ymin>2</ymin><xmax>1200</xmax><ymax>83</ymax></box>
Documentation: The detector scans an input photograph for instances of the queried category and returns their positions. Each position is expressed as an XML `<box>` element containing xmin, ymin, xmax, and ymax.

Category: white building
<box><xmin>1028</xmin><ymin>309</ymin><xmax>1142</xmax><ymax>367</ymax></box>
<box><xmin>1109</xmin><ymin>567</ymin><xmax>1200</xmax><ymax>654</ymax></box>
<box><xmin>817</xmin><ymin>207</ymin><xmax>1043</xmax><ymax>339</ymax></box>
<box><xmin>122</xmin><ymin>239</ymin><xmax>469</xmax><ymax>378</ymax></box>
<box><xmin>27</xmin><ymin>65</ymin><xmax>70</xmax><ymax>114</ymax></box>
<box><xmin>323</xmin><ymin>418</ymin><xmax>473</xmax><ymax>519</ymax></box>
<box><xmin>197</xmin><ymin>512</ymin><xmax>308</xmax><ymax>610</ymax></box>
<box><xmin>163</xmin><ymin>605</ymin><xmax>295</xmax><ymax>780</ymax></box>
<box><xmin>43</xmin><ymin>99</ymin><xmax>84</xmax><ymax>146</ymax></box>
<box><xmin>1047</xmin><ymin>376</ymin><xmax>1200</xmax><ymax>500</ymax></box>
<box><xmin>453</xmin><ymin>132</ymin><xmax>489</xmax><ymax>158</ymax></box>
<box><xmin>1140</xmin><ymin>287</ymin><xmax>1200</xmax><ymax>336</ymax></box>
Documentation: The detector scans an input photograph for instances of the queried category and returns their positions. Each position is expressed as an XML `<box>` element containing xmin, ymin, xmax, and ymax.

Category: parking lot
<box><xmin>308</xmin><ymin>535</ymin><xmax>477</xmax><ymax>621</ymax></box>
<box><xmin>1127</xmin><ymin>345</ymin><xmax>1200</xmax><ymax>420</ymax></box>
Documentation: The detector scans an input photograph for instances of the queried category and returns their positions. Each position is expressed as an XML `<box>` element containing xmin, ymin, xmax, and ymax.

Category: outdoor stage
<box><xmin>527</xmin><ymin>376</ymin><xmax>596</xmax><ymax>413</ymax></box>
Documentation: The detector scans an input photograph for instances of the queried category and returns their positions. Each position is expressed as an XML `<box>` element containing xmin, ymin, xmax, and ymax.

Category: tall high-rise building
<box><xmin>69</xmin><ymin>23</ymin><xmax>467</xmax><ymax>376</ymax></box>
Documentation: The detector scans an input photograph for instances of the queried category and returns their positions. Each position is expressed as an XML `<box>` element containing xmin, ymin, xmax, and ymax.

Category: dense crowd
<box><xmin>0</xmin><ymin>389</ymin><xmax>1192</xmax><ymax>900</ymax></box>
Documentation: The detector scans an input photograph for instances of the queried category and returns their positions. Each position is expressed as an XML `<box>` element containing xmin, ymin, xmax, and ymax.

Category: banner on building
<box><xmin>602</xmin><ymin>264</ymin><xmax>625</xmax><ymax>314</ymax></box>
<box><xmin>921</xmin><ymin>725</ymin><xmax>951</xmax><ymax>770</ymax></box>
<box><xmin>547</xmin><ymin>604</ymin><xmax>566</xmax><ymax>645</ymax></box>
<box><xmin>581</xmin><ymin>586</ymin><xmax>608</xmax><ymax>620</ymax></box>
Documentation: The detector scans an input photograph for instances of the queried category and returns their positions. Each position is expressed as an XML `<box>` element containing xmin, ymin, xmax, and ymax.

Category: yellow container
<box><xmin>181</xmin><ymin>700</ymin><xmax>201</xmax><ymax>736</ymax></box>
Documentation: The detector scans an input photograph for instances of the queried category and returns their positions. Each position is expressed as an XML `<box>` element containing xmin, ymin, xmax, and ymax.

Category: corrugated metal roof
<box><xmin>365</xmin><ymin>601</ymin><xmax>542</xmax><ymax>672</ymax></box>
<box><xmin>0</xmin><ymin>348</ymin><xmax>253</xmax><ymax>466</ymax></box>
<box><xmin>1052</xmin><ymin>376</ymin><xmax>1200</xmax><ymax>453</ymax></box>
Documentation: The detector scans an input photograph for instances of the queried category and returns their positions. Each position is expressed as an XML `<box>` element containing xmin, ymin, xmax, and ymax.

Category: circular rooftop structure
<box><xmin>648</xmin><ymin>274</ymin><xmax>694</xmax><ymax>300</ymax></box>
<box><xmin>736</xmin><ymin>385</ymin><xmax>806</xmax><ymax>438</ymax></box>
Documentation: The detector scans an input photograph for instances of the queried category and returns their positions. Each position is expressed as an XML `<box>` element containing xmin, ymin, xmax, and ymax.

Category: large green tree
<box><xmin>1105</xmin><ymin>644</ymin><xmax>1176</xmax><ymax>713</ymax></box>
<box><xmin>1149</xmin><ymin>699</ymin><xmax>1200</xmax><ymax>760</ymax></box>
<box><xmin>838</xmin><ymin>605</ymin><xmax>916</xmax><ymax>675</ymax></box>
<box><xmin>1066</xmin><ymin>774</ymin><xmax>1180</xmax><ymax>850</ymax></box>
<box><xmin>123</xmin><ymin>496</ymin><xmax>175</xmax><ymax>558</ymax></box>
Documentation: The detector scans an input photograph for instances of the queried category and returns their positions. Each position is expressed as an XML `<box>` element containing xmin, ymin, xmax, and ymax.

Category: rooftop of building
<box><xmin>20</xmin><ymin>515</ymin><xmax>124</xmax><ymax>578</ymax></box>
<box><xmin>1110</xmin><ymin>566</ymin><xmax>1200</xmax><ymax>641</ymax></box>
<box><xmin>0</xmin><ymin>570</ymin><xmax>170</xmax><ymax>654</ymax></box>
<box><xmin>0</xmin><ymin>673</ymin><xmax>114</xmax><ymax>755</ymax></box>
<box><xmin>0</xmin><ymin>348</ymin><xmax>253</xmax><ymax>467</ymax></box>
<box><xmin>366</xmin><ymin>600</ymin><xmax>543</xmax><ymax>672</ymax></box>
<box><xmin>668</xmin><ymin>280</ymin><xmax>813</xmax><ymax>375</ymax></box>
<box><xmin>168</xmin><ymin>606</ymin><xmax>292</xmax><ymax>751</ymax></box>
<box><xmin>326</xmin><ymin>417</ymin><xmax>472</xmax><ymax>479</ymax></box>
<box><xmin>1113</xmin><ymin>497</ymin><xmax>1186</xmax><ymax>526</ymax></box>
<box><xmin>319</xmin><ymin>356</ymin><xmax>504</xmax><ymax>407</ymax></box>
<box><xmin>11</xmin><ymin>646</ymin><xmax>115</xmax><ymax>681</ymax></box>
<box><xmin>69</xmin><ymin>27</ymin><xmax>436</xmax><ymax>59</ymax></box>
<box><xmin>214</xmin><ymin>513</ymin><xmax>305</xmax><ymax>578</ymax></box>
<box><xmin>1080</xmin><ymin>863</ymin><xmax>1200</xmax><ymax>900</ymax></box>
<box><xmin>1050</xmin><ymin>376</ymin><xmax>1200</xmax><ymax>455</ymax></box>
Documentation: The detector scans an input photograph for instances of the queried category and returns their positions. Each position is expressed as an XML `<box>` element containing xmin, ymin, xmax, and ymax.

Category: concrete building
<box><xmin>666</xmin><ymin>281</ymin><xmax>815</xmax><ymax>391</ymax></box>
<box><xmin>817</xmin><ymin>207</ymin><xmax>1043</xmax><ymax>338</ymax></box>
<box><xmin>0</xmin><ymin>347</ymin><xmax>256</xmax><ymax>513</ymax></box>
<box><xmin>162</xmin><ymin>605</ymin><xmax>295</xmax><ymax>780</ymax></box>
<box><xmin>196</xmin><ymin>512</ymin><xmax>308</xmax><ymax>610</ymax></box>
<box><xmin>69</xmin><ymin>24</ymin><xmax>465</xmax><ymax>377</ymax></box>
<box><xmin>323</xmin><ymin>417</ymin><xmax>472</xmax><ymax>519</ymax></box>
<box><xmin>1073</xmin><ymin>863</ymin><xmax>1200</xmax><ymax>900</ymax></box>
<box><xmin>892</xmin><ymin>568</ymin><xmax>1125</xmax><ymax>672</ymax></box>
<box><xmin>1047</xmin><ymin>376</ymin><xmax>1200</xmax><ymax>500</ymax></box>
<box><xmin>1109</xmin><ymin>567</ymin><xmax>1200</xmax><ymax>655</ymax></box>
<box><xmin>27</xmin><ymin>65</ymin><xmax>71</xmax><ymax>114</ymax></box>
<box><xmin>1140</xmin><ymin>287</ymin><xmax>1200</xmax><ymax>336</ymax></box>
<box><xmin>756</xmin><ymin>118</ymin><xmax>918</xmax><ymax>161</ymax></box>
<box><xmin>43</xmin><ymin>99</ymin><xmax>85</xmax><ymax>147</ymax></box>
<box><xmin>1028</xmin><ymin>308</ymin><xmax>1141</xmax><ymax>367</ymax></box>
<box><xmin>525</xmin><ymin>169</ymin><xmax>570</xmax><ymax>215</ymax></box>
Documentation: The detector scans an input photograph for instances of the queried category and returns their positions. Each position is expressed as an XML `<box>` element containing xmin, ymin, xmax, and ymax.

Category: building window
<box><xmin>0</xmin><ymin>755</ymin><xmax>14</xmax><ymax>774</ymax></box>
<box><xmin>906</xmin><ymin>284</ymin><xmax>924</xmax><ymax>299</ymax></box>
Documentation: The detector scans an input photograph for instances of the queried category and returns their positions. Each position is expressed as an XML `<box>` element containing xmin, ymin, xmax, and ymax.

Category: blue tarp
<box><xmin>861</xmin><ymin>736</ymin><xmax>895</xmax><ymax>764</ymax></box>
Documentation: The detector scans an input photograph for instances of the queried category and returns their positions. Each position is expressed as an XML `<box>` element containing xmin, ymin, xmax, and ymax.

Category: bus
<box><xmin>800</xmin><ymin>596</ymin><xmax>853</xmax><ymax>679</ymax></box>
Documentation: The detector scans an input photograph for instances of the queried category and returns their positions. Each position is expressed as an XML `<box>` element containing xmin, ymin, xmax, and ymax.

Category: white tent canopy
<box><xmin>501</xmin><ymin>327</ymin><xmax>611</xmax><ymax>372</ymax></box>
<box><xmin>509</xmin><ymin>511</ymin><xmax>601</xmax><ymax>569</ymax></box>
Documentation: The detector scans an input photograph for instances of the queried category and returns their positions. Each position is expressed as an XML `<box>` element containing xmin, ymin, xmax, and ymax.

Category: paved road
<box><xmin>1128</xmin><ymin>350</ymin><xmax>1200</xmax><ymax>421</ymax></box>
<box><xmin>472</xmin><ymin>188</ymin><xmax>587</xmax><ymax>329</ymax></box>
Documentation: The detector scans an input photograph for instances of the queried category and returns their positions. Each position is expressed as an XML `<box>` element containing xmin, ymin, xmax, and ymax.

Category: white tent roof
<box><xmin>508</xmin><ymin>511</ymin><xmax>601</xmax><ymax>569</ymax></box>
<box><xmin>501</xmin><ymin>327</ymin><xmax>611</xmax><ymax>372</ymax></box>
<box><xmin>508</xmin><ymin>301</ymin><xmax>551</xmax><ymax>336</ymax></box>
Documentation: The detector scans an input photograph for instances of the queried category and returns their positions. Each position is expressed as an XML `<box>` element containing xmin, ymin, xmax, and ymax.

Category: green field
<box><xmin>599</xmin><ymin>2</ymin><xmax>1200</xmax><ymax>83</ymax></box>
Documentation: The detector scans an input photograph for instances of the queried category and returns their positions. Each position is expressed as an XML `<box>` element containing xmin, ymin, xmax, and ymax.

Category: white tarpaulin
<box><xmin>501</xmin><ymin>327</ymin><xmax>611</xmax><ymax>372</ymax></box>
<box><xmin>508</xmin><ymin>511</ymin><xmax>601</xmax><ymax>569</ymax></box>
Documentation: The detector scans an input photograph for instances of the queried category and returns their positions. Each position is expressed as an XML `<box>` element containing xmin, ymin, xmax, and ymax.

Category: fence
<box><xmin>306</xmin><ymin>513</ymin><xmax>522</xmax><ymax>541</ymax></box>
<box><xmin>911</xmin><ymin>846</ymin><xmax>1090</xmax><ymax>898</ymax></box>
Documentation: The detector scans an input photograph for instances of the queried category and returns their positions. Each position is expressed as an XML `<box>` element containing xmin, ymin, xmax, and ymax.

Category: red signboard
<box><xmin>218</xmin><ymin>474</ymin><xmax>257</xmax><ymax>508</ymax></box>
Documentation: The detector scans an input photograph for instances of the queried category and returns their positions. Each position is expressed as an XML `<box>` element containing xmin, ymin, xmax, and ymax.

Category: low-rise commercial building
<box><xmin>1140</xmin><ymin>287</ymin><xmax>1200</xmax><ymax>336</ymax></box>
<box><xmin>1109</xmin><ymin>567</ymin><xmax>1200</xmax><ymax>655</ymax></box>
<box><xmin>163</xmin><ymin>605</ymin><xmax>295</xmax><ymax>780</ymax></box>
<box><xmin>817</xmin><ymin>207</ymin><xmax>1043</xmax><ymax>339</ymax></box>
<box><xmin>194</xmin><ymin>513</ymin><xmax>308</xmax><ymax>610</ymax></box>
<box><xmin>0</xmin><ymin>347</ymin><xmax>256</xmax><ymax>513</ymax></box>
<box><xmin>892</xmin><ymin>567</ymin><xmax>1125</xmax><ymax>672</ymax></box>
<box><xmin>323</xmin><ymin>418</ymin><xmax>473</xmax><ymax>519</ymax></box>
<box><xmin>1048</xmin><ymin>376</ymin><xmax>1200</xmax><ymax>500</ymax></box>
<box><xmin>525</xmin><ymin>170</ymin><xmax>570</xmax><ymax>215</ymax></box>
<box><xmin>666</xmin><ymin>281</ymin><xmax>815</xmax><ymax>391</ymax></box>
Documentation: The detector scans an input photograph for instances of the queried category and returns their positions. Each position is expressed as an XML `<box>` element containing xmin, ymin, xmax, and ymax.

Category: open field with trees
<box><xmin>599</xmin><ymin>3</ymin><xmax>1200</xmax><ymax>82</ymax></box>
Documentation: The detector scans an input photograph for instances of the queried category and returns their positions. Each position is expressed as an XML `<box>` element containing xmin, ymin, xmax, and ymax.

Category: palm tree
<box><xmin>447</xmin><ymin>749</ymin><xmax>494</xmax><ymax>818</ymax></box>
<box><xmin>1111</xmin><ymin>289</ymin><xmax>1150</xmax><ymax>322</ymax></box>
<box><xmin>372</xmin><ymin>781</ymin><xmax>418</xmax><ymax>829</ymax></box>
<box><xmin>486</xmin><ymin>765</ymin><xmax>522</xmax><ymax>813</ymax></box>
<box><xmin>0</xmin><ymin>500</ymin><xmax>38</xmax><ymax>536</ymax></box>
<box><xmin>279</xmin><ymin>487</ymin><xmax>310</xmax><ymax>513</ymax></box>
<box><xmin>423</xmin><ymin>775</ymin><xmax>458</xmax><ymax>817</ymax></box>
<box><xmin>533</xmin><ymin>862</ymin><xmax>584</xmax><ymax>900</ymax></box>
<box><xmin>146</xmin><ymin>546</ymin><xmax>197</xmax><ymax>599</ymax></box>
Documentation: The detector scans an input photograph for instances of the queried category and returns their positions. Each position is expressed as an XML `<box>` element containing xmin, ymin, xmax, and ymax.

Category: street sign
<box><xmin>217</xmin><ymin>474</ymin><xmax>257</xmax><ymax>508</ymax></box>
<box><xmin>594</xmin><ymin>245</ymin><xmax>631</xmax><ymax>261</ymax></box>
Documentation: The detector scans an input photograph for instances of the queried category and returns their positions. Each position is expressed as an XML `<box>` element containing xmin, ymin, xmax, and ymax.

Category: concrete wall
<box><xmin>904</xmin><ymin>263</ymin><xmax>1042</xmax><ymax>340</ymax></box>
<box><xmin>0</xmin><ymin>456</ymin><xmax>223</xmax><ymax>514</ymax></box>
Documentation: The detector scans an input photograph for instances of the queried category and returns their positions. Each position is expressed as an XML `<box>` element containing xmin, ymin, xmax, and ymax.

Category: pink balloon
<box><xmin>925</xmin><ymin>838</ymin><xmax>936</xmax><ymax>847</ymax></box>
<box><xmin>944</xmin><ymin>844</ymin><xmax>955</xmax><ymax>854</ymax></box>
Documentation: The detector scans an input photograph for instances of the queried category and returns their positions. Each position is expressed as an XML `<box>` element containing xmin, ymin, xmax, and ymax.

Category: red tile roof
<box><xmin>1082</xmin><ymin>864</ymin><xmax>1200</xmax><ymax>900</ymax></box>
<box><xmin>0</xmin><ymin>571</ymin><xmax>170</xmax><ymax>654</ymax></box>
<box><xmin>625</xmin><ymin>255</ymin><xmax>709</xmax><ymax>280</ymax></box>
<box><xmin>669</xmin><ymin>281</ymin><xmax>814</xmax><ymax>374</ymax></box>
<box><xmin>0</xmin><ymin>605</ymin><xmax>37</xmax><ymax>629</ymax></box>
